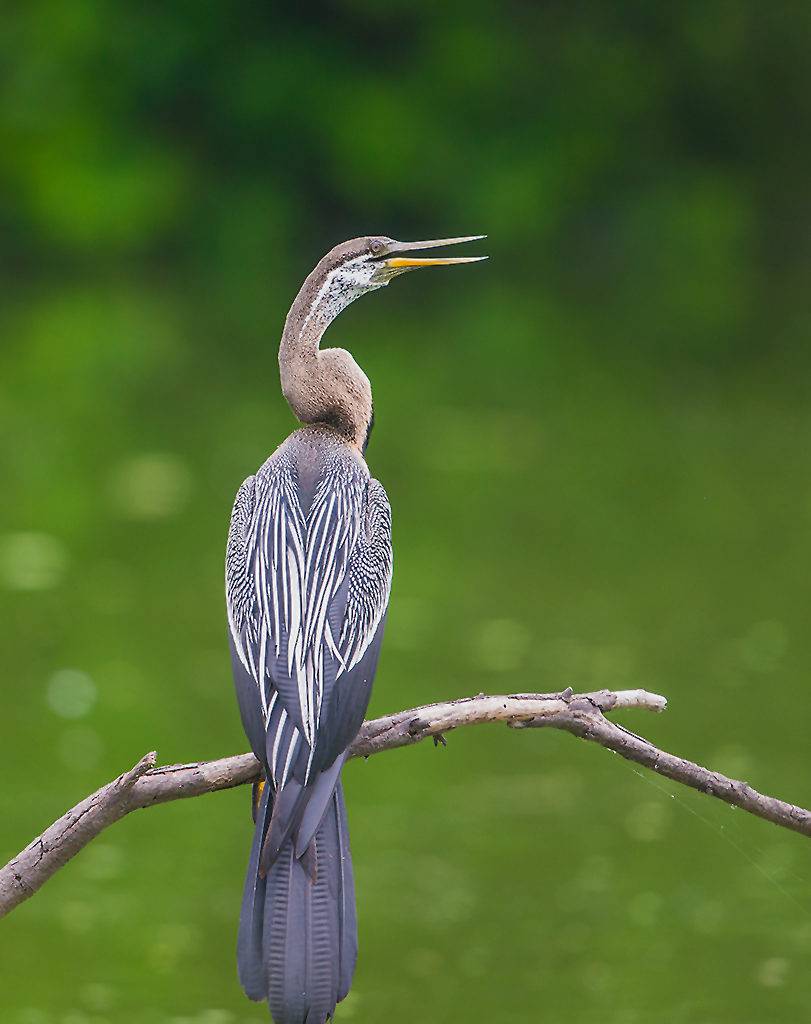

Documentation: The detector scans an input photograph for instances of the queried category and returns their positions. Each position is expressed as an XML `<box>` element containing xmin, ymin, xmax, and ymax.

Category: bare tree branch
<box><xmin>2</xmin><ymin>686</ymin><xmax>809</xmax><ymax>922</ymax></box>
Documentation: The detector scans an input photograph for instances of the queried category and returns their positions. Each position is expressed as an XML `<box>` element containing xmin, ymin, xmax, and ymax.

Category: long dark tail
<box><xmin>238</xmin><ymin>777</ymin><xmax>357</xmax><ymax>1024</ymax></box>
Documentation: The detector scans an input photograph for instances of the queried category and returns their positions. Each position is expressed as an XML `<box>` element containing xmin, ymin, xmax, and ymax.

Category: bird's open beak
<box><xmin>371</xmin><ymin>235</ymin><xmax>487</xmax><ymax>282</ymax></box>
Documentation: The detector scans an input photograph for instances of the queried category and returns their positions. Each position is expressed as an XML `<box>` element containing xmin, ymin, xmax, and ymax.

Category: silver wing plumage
<box><xmin>226</xmin><ymin>429</ymin><xmax>392</xmax><ymax>792</ymax></box>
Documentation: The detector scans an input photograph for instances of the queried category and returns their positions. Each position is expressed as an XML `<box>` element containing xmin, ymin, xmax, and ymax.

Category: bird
<box><xmin>225</xmin><ymin>234</ymin><xmax>486</xmax><ymax>1023</ymax></box>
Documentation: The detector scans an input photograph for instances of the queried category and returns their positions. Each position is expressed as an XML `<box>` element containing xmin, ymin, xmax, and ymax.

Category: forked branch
<box><xmin>1</xmin><ymin>687</ymin><xmax>809</xmax><ymax>922</ymax></box>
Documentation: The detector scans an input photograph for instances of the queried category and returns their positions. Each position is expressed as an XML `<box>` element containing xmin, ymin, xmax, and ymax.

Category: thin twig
<box><xmin>1</xmin><ymin>687</ymin><xmax>808</xmax><ymax>922</ymax></box>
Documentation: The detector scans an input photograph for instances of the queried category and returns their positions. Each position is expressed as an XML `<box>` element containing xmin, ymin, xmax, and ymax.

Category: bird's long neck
<box><xmin>279</xmin><ymin>286</ymin><xmax>326</xmax><ymax>379</ymax></box>
<box><xmin>279</xmin><ymin>270</ymin><xmax>373</xmax><ymax>453</ymax></box>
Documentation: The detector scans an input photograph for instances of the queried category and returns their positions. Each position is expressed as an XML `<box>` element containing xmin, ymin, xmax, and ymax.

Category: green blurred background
<box><xmin>2</xmin><ymin>3</ymin><xmax>811</xmax><ymax>1022</ymax></box>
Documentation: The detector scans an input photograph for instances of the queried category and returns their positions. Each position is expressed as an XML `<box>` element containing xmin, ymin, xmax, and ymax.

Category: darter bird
<box><xmin>225</xmin><ymin>234</ymin><xmax>486</xmax><ymax>1023</ymax></box>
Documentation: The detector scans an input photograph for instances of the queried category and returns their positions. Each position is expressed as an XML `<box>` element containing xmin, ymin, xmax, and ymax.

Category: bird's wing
<box><xmin>226</xmin><ymin>452</ymin><xmax>391</xmax><ymax>789</ymax></box>
<box><xmin>336</xmin><ymin>478</ymin><xmax>393</xmax><ymax>675</ymax></box>
<box><xmin>311</xmin><ymin>476</ymin><xmax>393</xmax><ymax>764</ymax></box>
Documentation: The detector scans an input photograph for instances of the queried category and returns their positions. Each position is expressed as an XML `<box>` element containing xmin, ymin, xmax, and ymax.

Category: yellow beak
<box><xmin>384</xmin><ymin>255</ymin><xmax>487</xmax><ymax>269</ymax></box>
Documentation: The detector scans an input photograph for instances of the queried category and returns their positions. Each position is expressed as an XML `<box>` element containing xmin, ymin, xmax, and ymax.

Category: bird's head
<box><xmin>295</xmin><ymin>235</ymin><xmax>487</xmax><ymax>328</ymax></box>
<box><xmin>315</xmin><ymin>234</ymin><xmax>487</xmax><ymax>293</ymax></box>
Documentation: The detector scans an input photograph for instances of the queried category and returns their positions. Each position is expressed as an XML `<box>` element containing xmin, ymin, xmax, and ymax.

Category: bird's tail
<box><xmin>238</xmin><ymin>776</ymin><xmax>357</xmax><ymax>1024</ymax></box>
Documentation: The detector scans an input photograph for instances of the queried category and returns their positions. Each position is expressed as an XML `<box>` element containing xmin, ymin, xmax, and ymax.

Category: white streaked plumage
<box><xmin>225</xmin><ymin>432</ymin><xmax>392</xmax><ymax>785</ymax></box>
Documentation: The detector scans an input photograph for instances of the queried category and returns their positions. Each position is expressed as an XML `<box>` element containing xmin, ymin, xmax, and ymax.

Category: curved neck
<box><xmin>278</xmin><ymin>271</ymin><xmax>373</xmax><ymax>452</ymax></box>
<box><xmin>279</xmin><ymin>274</ymin><xmax>336</xmax><ymax>366</ymax></box>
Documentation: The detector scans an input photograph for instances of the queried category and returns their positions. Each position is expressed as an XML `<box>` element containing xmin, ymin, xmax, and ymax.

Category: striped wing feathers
<box><xmin>339</xmin><ymin>479</ymin><xmax>393</xmax><ymax>673</ymax></box>
<box><xmin>226</xmin><ymin>451</ymin><xmax>391</xmax><ymax>786</ymax></box>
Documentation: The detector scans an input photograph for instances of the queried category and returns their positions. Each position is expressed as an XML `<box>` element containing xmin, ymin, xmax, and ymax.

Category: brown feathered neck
<box><xmin>279</xmin><ymin>240</ymin><xmax>378</xmax><ymax>453</ymax></box>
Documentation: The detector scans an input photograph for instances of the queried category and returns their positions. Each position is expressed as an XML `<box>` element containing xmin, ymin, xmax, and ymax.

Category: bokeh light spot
<box><xmin>59</xmin><ymin>900</ymin><xmax>95</xmax><ymax>935</ymax></box>
<box><xmin>80</xmin><ymin>982</ymin><xmax>116</xmax><ymax>1013</ymax></box>
<box><xmin>0</xmin><ymin>532</ymin><xmax>68</xmax><ymax>591</ymax></box>
<box><xmin>624</xmin><ymin>801</ymin><xmax>670</xmax><ymax>843</ymax></box>
<box><xmin>472</xmin><ymin>618</ymin><xmax>530</xmax><ymax>672</ymax></box>
<box><xmin>109</xmin><ymin>452</ymin><xmax>192</xmax><ymax>520</ymax></box>
<box><xmin>47</xmin><ymin>669</ymin><xmax>97</xmax><ymax>719</ymax></box>
<box><xmin>756</xmin><ymin>957</ymin><xmax>789</xmax><ymax>988</ymax></box>
<box><xmin>78</xmin><ymin>843</ymin><xmax>124</xmax><ymax>882</ymax></box>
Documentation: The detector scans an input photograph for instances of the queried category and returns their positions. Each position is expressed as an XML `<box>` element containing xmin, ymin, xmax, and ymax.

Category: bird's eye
<box><xmin>369</xmin><ymin>240</ymin><xmax>385</xmax><ymax>257</ymax></box>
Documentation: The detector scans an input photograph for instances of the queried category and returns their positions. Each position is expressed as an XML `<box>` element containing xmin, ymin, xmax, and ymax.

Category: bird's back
<box><xmin>226</xmin><ymin>425</ymin><xmax>381</xmax><ymax>773</ymax></box>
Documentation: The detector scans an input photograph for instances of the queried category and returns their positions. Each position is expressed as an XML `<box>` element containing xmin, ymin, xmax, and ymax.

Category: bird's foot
<box><xmin>251</xmin><ymin>778</ymin><xmax>266</xmax><ymax>824</ymax></box>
